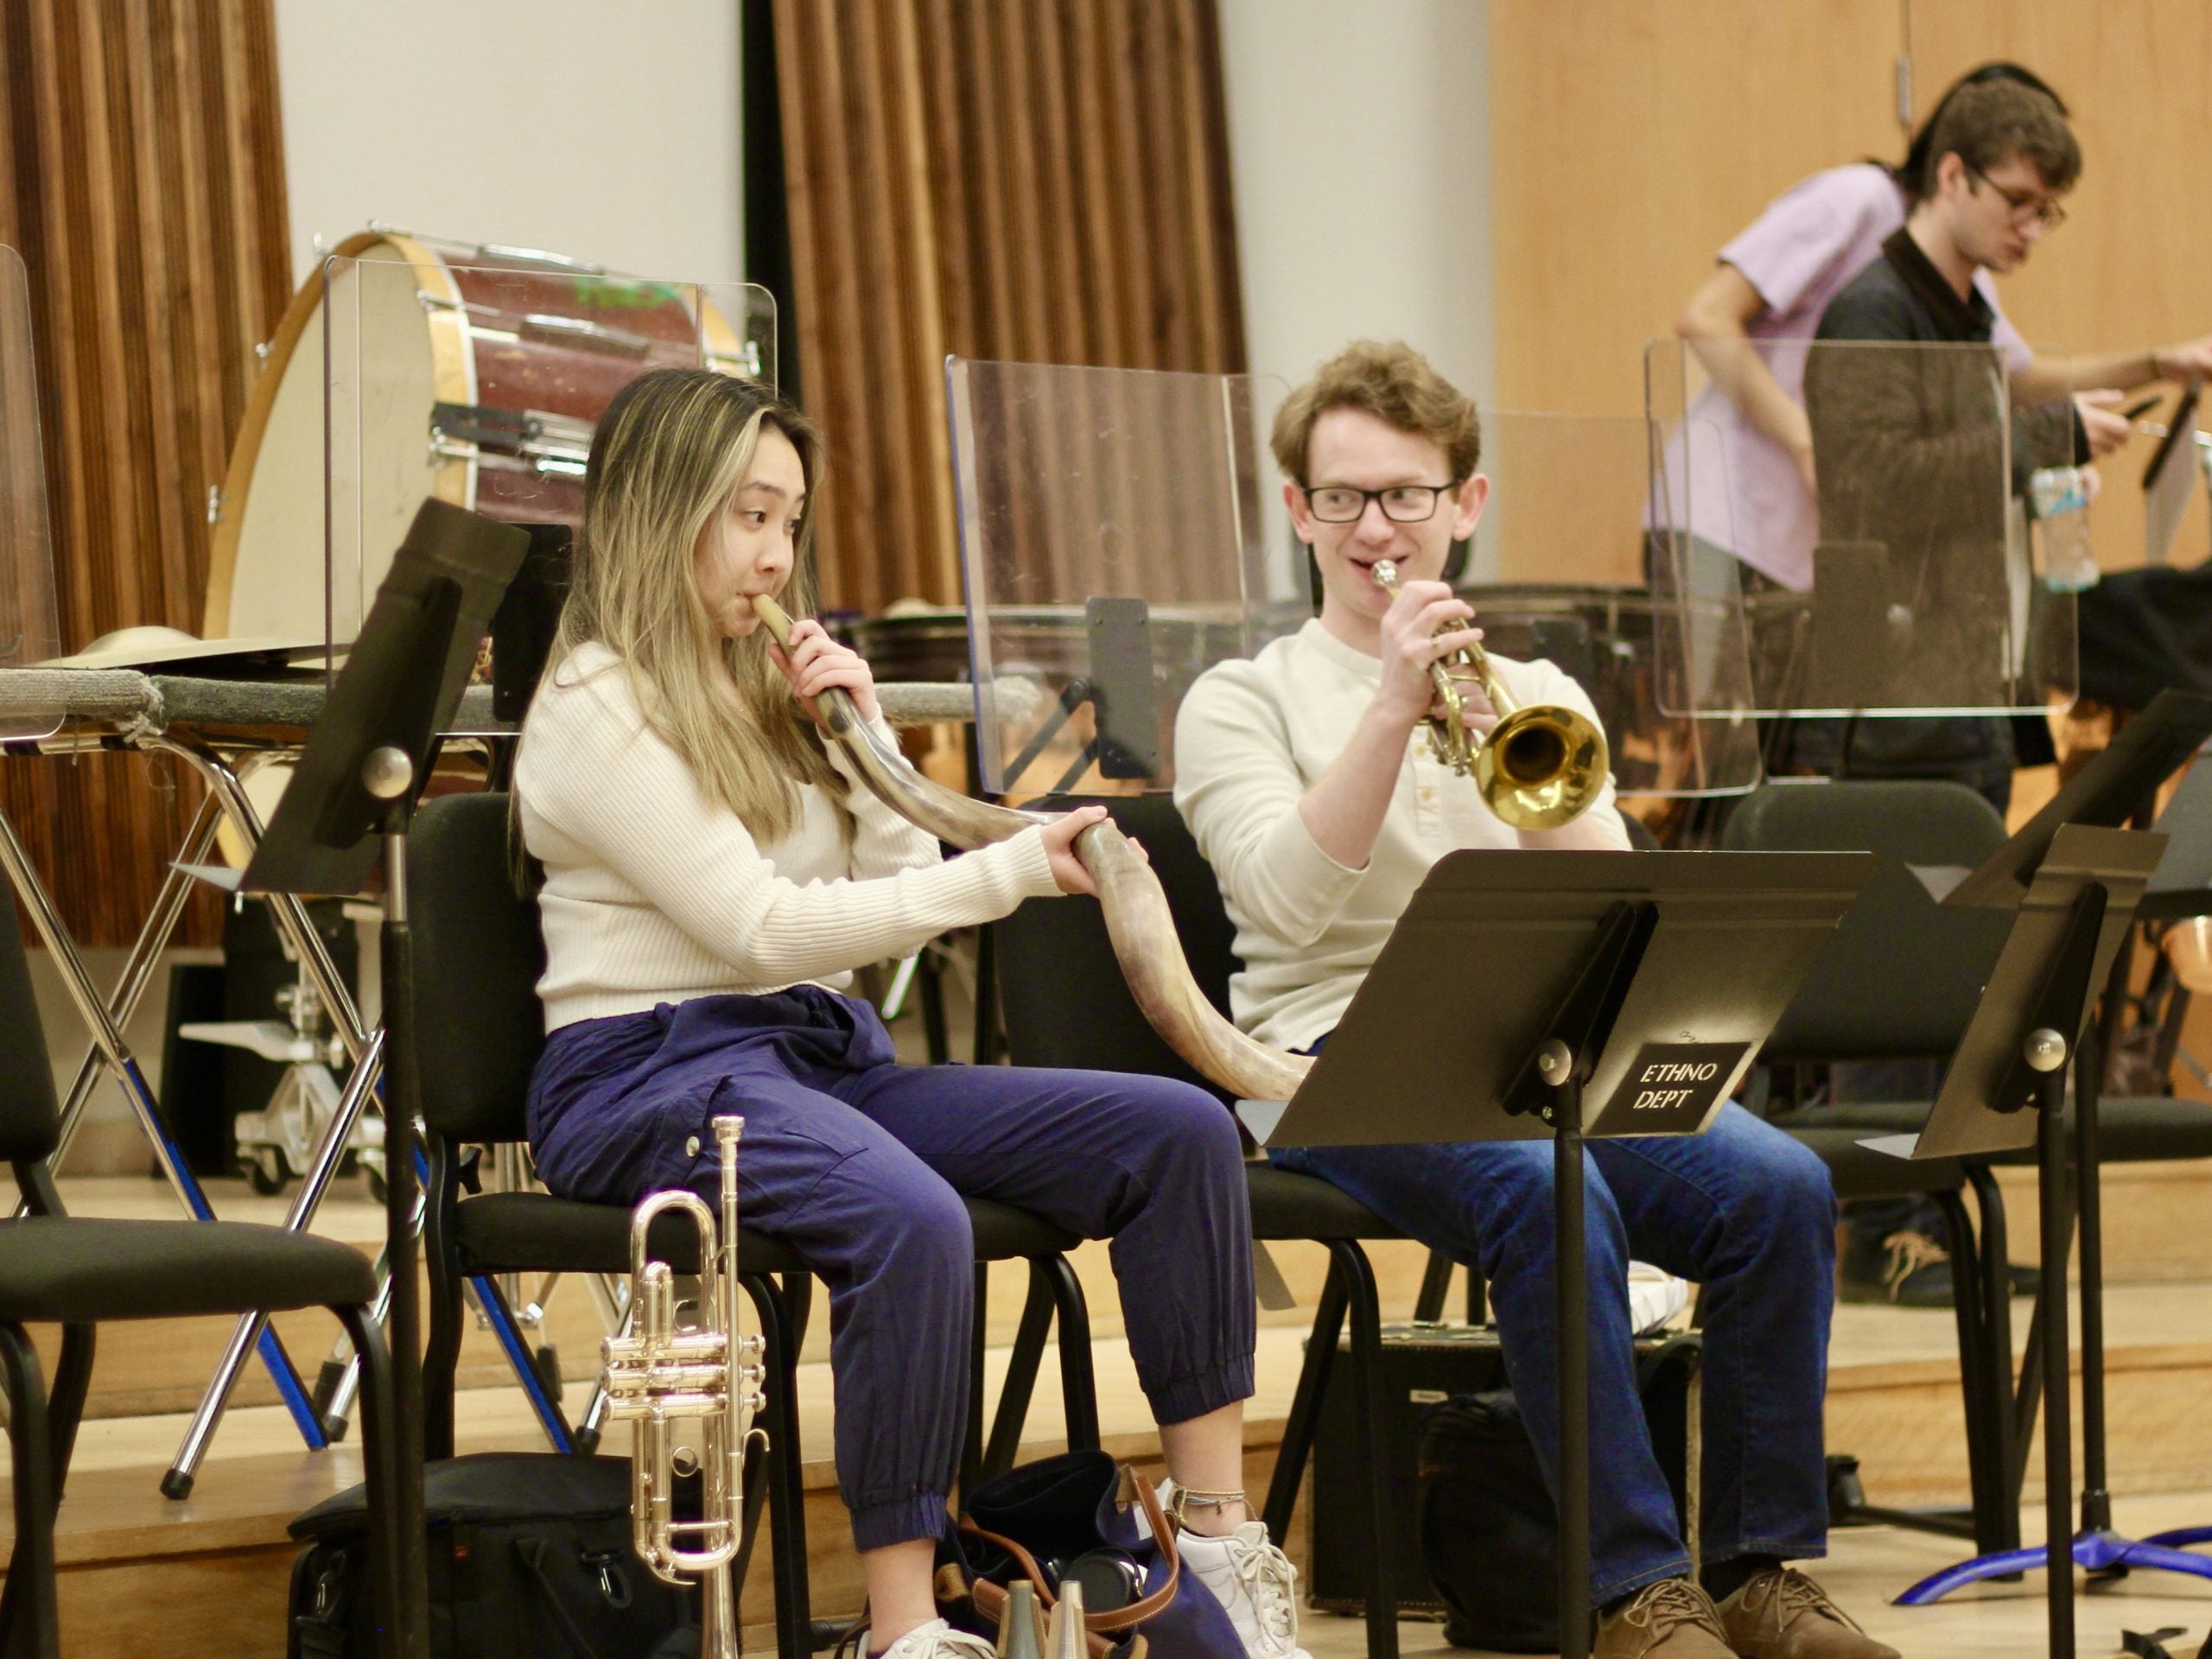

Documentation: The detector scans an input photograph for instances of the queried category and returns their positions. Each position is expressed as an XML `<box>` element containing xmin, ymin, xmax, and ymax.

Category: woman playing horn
<box><xmin>514</xmin><ymin>368</ymin><xmax>1301</xmax><ymax>1659</ymax></box>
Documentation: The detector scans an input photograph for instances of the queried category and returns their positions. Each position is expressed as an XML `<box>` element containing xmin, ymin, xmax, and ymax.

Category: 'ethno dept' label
<box><xmin>1592</xmin><ymin>1041</ymin><xmax>1751</xmax><ymax>1135</ymax></box>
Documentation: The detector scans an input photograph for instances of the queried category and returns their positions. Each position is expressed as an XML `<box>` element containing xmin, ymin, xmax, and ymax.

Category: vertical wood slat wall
<box><xmin>0</xmin><ymin>0</ymin><xmax>289</xmax><ymax>947</ymax></box>
<box><xmin>772</xmin><ymin>0</ymin><xmax>1247</xmax><ymax>615</ymax></box>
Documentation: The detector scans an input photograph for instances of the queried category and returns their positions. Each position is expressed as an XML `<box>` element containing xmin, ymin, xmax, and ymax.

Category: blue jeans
<box><xmin>1273</xmin><ymin>1101</ymin><xmax>1835</xmax><ymax>1605</ymax></box>
<box><xmin>527</xmin><ymin>987</ymin><xmax>1255</xmax><ymax>1551</ymax></box>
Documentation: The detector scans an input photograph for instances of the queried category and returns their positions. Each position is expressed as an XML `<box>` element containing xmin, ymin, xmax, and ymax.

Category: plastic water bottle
<box><xmin>2030</xmin><ymin>465</ymin><xmax>2100</xmax><ymax>592</ymax></box>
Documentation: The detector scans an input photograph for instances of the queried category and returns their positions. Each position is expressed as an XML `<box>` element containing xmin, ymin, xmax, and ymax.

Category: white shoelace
<box><xmin>1211</xmin><ymin>1526</ymin><xmax>1299</xmax><ymax>1652</ymax></box>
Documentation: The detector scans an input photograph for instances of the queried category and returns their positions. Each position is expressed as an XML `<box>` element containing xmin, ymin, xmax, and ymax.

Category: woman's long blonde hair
<box><xmin>550</xmin><ymin>367</ymin><xmax>848</xmax><ymax>843</ymax></box>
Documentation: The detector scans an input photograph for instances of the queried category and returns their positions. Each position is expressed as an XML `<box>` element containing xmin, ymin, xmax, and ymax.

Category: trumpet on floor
<box><xmin>602</xmin><ymin>1114</ymin><xmax>768</xmax><ymax>1659</ymax></box>
<box><xmin>1369</xmin><ymin>557</ymin><xmax>1607</xmax><ymax>830</ymax></box>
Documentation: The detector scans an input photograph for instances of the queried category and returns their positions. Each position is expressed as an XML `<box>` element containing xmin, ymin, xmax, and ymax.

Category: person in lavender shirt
<box><xmin>1672</xmin><ymin>61</ymin><xmax>2212</xmax><ymax>589</ymax></box>
<box><xmin>1672</xmin><ymin>67</ymin><xmax>2212</xmax><ymax>1308</ymax></box>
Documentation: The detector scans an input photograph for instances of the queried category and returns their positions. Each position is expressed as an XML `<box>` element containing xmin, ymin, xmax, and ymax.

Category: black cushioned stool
<box><xmin>407</xmin><ymin>792</ymin><xmax>1101</xmax><ymax>1659</ymax></box>
<box><xmin>0</xmin><ymin>901</ymin><xmax>402</xmax><ymax>1659</ymax></box>
<box><xmin>992</xmin><ymin>792</ymin><xmax>1411</xmax><ymax>1659</ymax></box>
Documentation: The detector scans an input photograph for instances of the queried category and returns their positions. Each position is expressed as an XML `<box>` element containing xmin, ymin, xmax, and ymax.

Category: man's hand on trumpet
<box><xmin>1372</xmin><ymin>573</ymin><xmax>1497</xmax><ymax>738</ymax></box>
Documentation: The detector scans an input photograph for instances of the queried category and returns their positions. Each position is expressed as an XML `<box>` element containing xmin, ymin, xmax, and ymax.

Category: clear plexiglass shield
<box><xmin>948</xmin><ymin>357</ymin><xmax>1757</xmax><ymax>801</ymax></box>
<box><xmin>1471</xmin><ymin>410</ymin><xmax>1760</xmax><ymax>797</ymax></box>
<box><xmin>214</xmin><ymin>241</ymin><xmax>773</xmax><ymax>669</ymax></box>
<box><xmin>1648</xmin><ymin>335</ymin><xmax>2077</xmax><ymax>720</ymax></box>
<box><xmin>949</xmin><ymin>358</ymin><xmax>1289</xmax><ymax>797</ymax></box>
<box><xmin>0</xmin><ymin>243</ymin><xmax>61</xmax><ymax>740</ymax></box>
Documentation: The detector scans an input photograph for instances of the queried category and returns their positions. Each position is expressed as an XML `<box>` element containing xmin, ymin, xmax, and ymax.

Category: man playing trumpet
<box><xmin>1174</xmin><ymin>342</ymin><xmax>1890</xmax><ymax>1659</ymax></box>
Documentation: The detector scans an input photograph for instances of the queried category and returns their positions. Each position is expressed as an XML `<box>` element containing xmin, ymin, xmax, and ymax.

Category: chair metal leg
<box><xmin>1412</xmin><ymin>1249</ymin><xmax>1453</xmax><ymax>1323</ymax></box>
<box><xmin>1966</xmin><ymin>1166</ymin><xmax>2021</xmax><ymax>1554</ymax></box>
<box><xmin>422</xmin><ymin>1142</ymin><xmax>467</xmax><ymax>1462</ymax></box>
<box><xmin>743</xmin><ymin>1273</ymin><xmax>813</xmax><ymax>1659</ymax></box>
<box><xmin>1934</xmin><ymin>1189</ymin><xmax>2005</xmax><ymax>1551</ymax></box>
<box><xmin>337</xmin><ymin>1304</ymin><xmax>405</xmax><ymax>1659</ymax></box>
<box><xmin>42</xmin><ymin>1325</ymin><xmax>92</xmax><ymax>1511</ymax></box>
<box><xmin>1334</xmin><ymin>1242</ymin><xmax>1398</xmax><ymax>1659</ymax></box>
<box><xmin>982</xmin><ymin>1262</ymin><xmax>1057</xmax><ymax>1482</ymax></box>
<box><xmin>0</xmin><ymin>1323</ymin><xmax>61</xmax><ymax>1659</ymax></box>
<box><xmin>1262</xmin><ymin>1251</ymin><xmax>1349</xmax><ymax>1545</ymax></box>
<box><xmin>1040</xmin><ymin>1253</ymin><xmax>1098</xmax><ymax>1451</ymax></box>
<box><xmin>960</xmin><ymin>1264</ymin><xmax>988</xmax><ymax>1502</ymax></box>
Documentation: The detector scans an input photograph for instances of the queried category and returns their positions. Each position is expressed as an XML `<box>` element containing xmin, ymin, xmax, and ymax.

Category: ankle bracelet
<box><xmin>1166</xmin><ymin>1486</ymin><xmax>1248</xmax><ymax>1526</ymax></box>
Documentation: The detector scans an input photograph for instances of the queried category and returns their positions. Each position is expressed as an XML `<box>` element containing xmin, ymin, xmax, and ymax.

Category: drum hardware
<box><xmin>520</xmin><ymin>312</ymin><xmax>655</xmax><ymax>358</ymax></box>
<box><xmin>1369</xmin><ymin>557</ymin><xmax>1609</xmax><ymax>830</ymax></box>
<box><xmin>364</xmin><ymin>221</ymin><xmax>610</xmax><ymax>276</ymax></box>
<box><xmin>603</xmin><ymin>1114</ymin><xmax>767</xmax><ymax>1659</ymax></box>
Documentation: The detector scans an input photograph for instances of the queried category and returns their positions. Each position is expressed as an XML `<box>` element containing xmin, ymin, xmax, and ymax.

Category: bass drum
<box><xmin>204</xmin><ymin>228</ymin><xmax>758</xmax><ymax>645</ymax></box>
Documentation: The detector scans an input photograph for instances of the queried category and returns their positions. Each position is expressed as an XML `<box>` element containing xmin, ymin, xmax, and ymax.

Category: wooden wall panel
<box><xmin>0</xmin><ymin>0</ymin><xmax>290</xmax><ymax>946</ymax></box>
<box><xmin>774</xmin><ymin>0</ymin><xmax>1247</xmax><ymax>614</ymax></box>
<box><xmin>1491</xmin><ymin>0</ymin><xmax>1902</xmax><ymax>415</ymax></box>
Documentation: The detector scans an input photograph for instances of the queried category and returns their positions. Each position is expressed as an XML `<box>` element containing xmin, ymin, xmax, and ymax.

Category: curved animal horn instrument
<box><xmin>749</xmin><ymin>594</ymin><xmax>1312</xmax><ymax>1104</ymax></box>
<box><xmin>601</xmin><ymin>1114</ymin><xmax>766</xmax><ymax>1659</ymax></box>
<box><xmin>1367</xmin><ymin>558</ymin><xmax>1608</xmax><ymax>830</ymax></box>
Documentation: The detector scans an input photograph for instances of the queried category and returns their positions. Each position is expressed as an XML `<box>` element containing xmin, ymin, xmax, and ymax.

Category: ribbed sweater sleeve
<box><xmin>1173</xmin><ymin>656</ymin><xmax>1364</xmax><ymax>950</ymax></box>
<box><xmin>518</xmin><ymin>653</ymin><xmax>1058</xmax><ymax>998</ymax></box>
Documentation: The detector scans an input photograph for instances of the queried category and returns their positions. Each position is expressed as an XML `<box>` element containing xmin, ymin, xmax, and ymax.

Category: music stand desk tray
<box><xmin>1243</xmin><ymin>849</ymin><xmax>1869</xmax><ymax>1150</ymax></box>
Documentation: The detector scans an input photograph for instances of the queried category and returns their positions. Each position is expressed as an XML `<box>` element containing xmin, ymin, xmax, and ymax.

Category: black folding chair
<box><xmin>0</xmin><ymin>900</ymin><xmax>402</xmax><ymax>1659</ymax></box>
<box><xmin>407</xmin><ymin>791</ymin><xmax>1102</xmax><ymax>1658</ymax></box>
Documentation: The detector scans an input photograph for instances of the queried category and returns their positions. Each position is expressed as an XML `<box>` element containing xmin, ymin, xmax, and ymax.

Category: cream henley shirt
<box><xmin>518</xmin><ymin>641</ymin><xmax>1059</xmax><ymax>1032</ymax></box>
<box><xmin>1173</xmin><ymin>619</ymin><xmax>1628</xmax><ymax>1054</ymax></box>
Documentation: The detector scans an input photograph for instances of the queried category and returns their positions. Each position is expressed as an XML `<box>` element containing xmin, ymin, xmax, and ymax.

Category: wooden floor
<box><xmin>1303</xmin><ymin>1488</ymin><xmax>2212</xmax><ymax>1659</ymax></box>
<box><xmin>9</xmin><ymin>1166</ymin><xmax>2212</xmax><ymax>1657</ymax></box>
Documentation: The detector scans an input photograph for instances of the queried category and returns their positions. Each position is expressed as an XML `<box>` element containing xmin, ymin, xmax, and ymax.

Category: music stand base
<box><xmin>1894</xmin><ymin>1529</ymin><xmax>2212</xmax><ymax>1605</ymax></box>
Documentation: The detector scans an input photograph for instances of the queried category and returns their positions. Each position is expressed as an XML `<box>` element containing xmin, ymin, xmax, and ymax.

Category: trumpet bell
<box><xmin>1477</xmin><ymin>705</ymin><xmax>1610</xmax><ymax>830</ymax></box>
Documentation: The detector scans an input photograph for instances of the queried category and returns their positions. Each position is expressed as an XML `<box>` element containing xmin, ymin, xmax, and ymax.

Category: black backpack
<box><xmin>1418</xmin><ymin>1336</ymin><xmax>1699</xmax><ymax>1652</ymax></box>
<box><xmin>287</xmin><ymin>1452</ymin><xmax>696</xmax><ymax>1659</ymax></box>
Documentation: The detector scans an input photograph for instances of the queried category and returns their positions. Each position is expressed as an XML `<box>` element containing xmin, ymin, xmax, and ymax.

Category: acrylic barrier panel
<box><xmin>949</xmin><ymin>359</ymin><xmax>1295</xmax><ymax>798</ymax></box>
<box><xmin>1467</xmin><ymin>410</ymin><xmax>1760</xmax><ymax>798</ymax></box>
<box><xmin>0</xmin><ymin>244</ymin><xmax>61</xmax><ymax>740</ymax></box>
<box><xmin>214</xmin><ymin>241</ymin><xmax>773</xmax><ymax>659</ymax></box>
<box><xmin>1647</xmin><ymin>335</ymin><xmax>2075</xmax><ymax>716</ymax></box>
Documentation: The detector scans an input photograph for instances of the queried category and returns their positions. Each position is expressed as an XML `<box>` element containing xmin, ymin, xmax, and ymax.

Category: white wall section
<box><xmin>273</xmin><ymin>0</ymin><xmax>744</xmax><ymax>288</ymax></box>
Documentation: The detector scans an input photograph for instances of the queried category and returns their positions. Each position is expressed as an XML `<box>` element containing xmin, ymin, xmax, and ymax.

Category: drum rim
<box><xmin>201</xmin><ymin>229</ymin><xmax>463</xmax><ymax>639</ymax></box>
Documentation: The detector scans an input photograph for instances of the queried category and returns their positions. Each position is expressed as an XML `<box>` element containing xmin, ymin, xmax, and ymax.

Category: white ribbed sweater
<box><xmin>517</xmin><ymin>642</ymin><xmax>1059</xmax><ymax>1031</ymax></box>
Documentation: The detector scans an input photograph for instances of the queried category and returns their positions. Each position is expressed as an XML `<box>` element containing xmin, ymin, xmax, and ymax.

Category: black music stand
<box><xmin>1240</xmin><ymin>849</ymin><xmax>1871</xmax><ymax>1659</ymax></box>
<box><xmin>1888</xmin><ymin>813</ymin><xmax>2195</xmax><ymax>1657</ymax></box>
<box><xmin>237</xmin><ymin>499</ymin><xmax>528</xmax><ymax>1659</ymax></box>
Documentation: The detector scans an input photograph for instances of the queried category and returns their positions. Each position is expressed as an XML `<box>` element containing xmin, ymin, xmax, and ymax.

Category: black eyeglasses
<box><xmin>1965</xmin><ymin>162</ymin><xmax>2068</xmax><ymax>231</ymax></box>
<box><xmin>1300</xmin><ymin>481</ymin><xmax>1459</xmax><ymax>524</ymax></box>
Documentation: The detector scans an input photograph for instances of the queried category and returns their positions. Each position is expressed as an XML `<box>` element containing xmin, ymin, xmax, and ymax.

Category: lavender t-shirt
<box><xmin>1672</xmin><ymin>162</ymin><xmax>2031</xmax><ymax>589</ymax></box>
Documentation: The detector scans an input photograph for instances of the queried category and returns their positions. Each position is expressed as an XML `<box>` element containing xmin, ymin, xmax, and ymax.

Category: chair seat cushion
<box><xmin>453</xmin><ymin>1190</ymin><xmax>1082</xmax><ymax>1278</ymax></box>
<box><xmin>1245</xmin><ymin>1164</ymin><xmax>1404</xmax><ymax>1242</ymax></box>
<box><xmin>1778</xmin><ymin>1127</ymin><xmax>1967</xmax><ymax>1202</ymax></box>
<box><xmin>0</xmin><ymin>1218</ymin><xmax>374</xmax><ymax>1323</ymax></box>
<box><xmin>1771</xmin><ymin>1094</ymin><xmax>2212</xmax><ymax>1166</ymax></box>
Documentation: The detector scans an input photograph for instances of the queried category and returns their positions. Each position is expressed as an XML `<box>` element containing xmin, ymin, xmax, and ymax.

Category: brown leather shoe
<box><xmin>1713</xmin><ymin>1567</ymin><xmax>1900</xmax><ymax>1658</ymax></box>
<box><xmin>1592</xmin><ymin>1579</ymin><xmax>1734</xmax><ymax>1658</ymax></box>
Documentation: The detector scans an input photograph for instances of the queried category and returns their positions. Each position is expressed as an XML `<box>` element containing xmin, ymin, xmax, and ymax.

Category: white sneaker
<box><xmin>865</xmin><ymin>1618</ymin><xmax>999</xmax><ymax>1659</ymax></box>
<box><xmin>1627</xmin><ymin>1261</ymin><xmax>1692</xmax><ymax>1334</ymax></box>
<box><xmin>1174</xmin><ymin>1521</ymin><xmax>1310</xmax><ymax>1659</ymax></box>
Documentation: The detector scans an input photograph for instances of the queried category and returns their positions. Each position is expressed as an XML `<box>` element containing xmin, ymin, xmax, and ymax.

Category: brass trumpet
<box><xmin>601</xmin><ymin>1115</ymin><xmax>767</xmax><ymax>1659</ymax></box>
<box><xmin>1369</xmin><ymin>558</ymin><xmax>1608</xmax><ymax>830</ymax></box>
